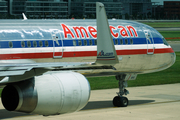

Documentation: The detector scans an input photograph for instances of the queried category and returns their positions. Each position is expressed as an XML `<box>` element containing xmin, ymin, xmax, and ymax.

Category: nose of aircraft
<box><xmin>172</xmin><ymin>52</ymin><xmax>176</xmax><ymax>65</ymax></box>
<box><xmin>171</xmin><ymin>48</ymin><xmax>176</xmax><ymax>66</ymax></box>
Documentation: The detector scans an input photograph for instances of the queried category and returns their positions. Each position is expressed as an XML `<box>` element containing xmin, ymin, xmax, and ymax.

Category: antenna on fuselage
<box><xmin>22</xmin><ymin>13</ymin><xmax>27</xmax><ymax>20</ymax></box>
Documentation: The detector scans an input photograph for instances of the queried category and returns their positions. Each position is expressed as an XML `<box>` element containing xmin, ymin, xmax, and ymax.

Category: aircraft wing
<box><xmin>0</xmin><ymin>61</ymin><xmax>116</xmax><ymax>84</ymax></box>
<box><xmin>0</xmin><ymin>61</ymin><xmax>114</xmax><ymax>77</ymax></box>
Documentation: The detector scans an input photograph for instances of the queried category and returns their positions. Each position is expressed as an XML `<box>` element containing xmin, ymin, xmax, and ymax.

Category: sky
<box><xmin>151</xmin><ymin>0</ymin><xmax>180</xmax><ymax>5</ymax></box>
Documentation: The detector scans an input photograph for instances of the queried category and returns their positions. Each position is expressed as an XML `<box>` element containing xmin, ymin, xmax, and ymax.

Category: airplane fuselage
<box><xmin>0</xmin><ymin>19</ymin><xmax>175</xmax><ymax>76</ymax></box>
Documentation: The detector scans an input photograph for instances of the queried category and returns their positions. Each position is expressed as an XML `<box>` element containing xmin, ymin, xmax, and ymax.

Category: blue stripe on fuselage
<box><xmin>0</xmin><ymin>37</ymin><xmax>163</xmax><ymax>49</ymax></box>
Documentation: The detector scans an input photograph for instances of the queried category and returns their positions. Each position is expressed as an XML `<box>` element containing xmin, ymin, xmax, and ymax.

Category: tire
<box><xmin>120</xmin><ymin>97</ymin><xmax>128</xmax><ymax>107</ymax></box>
<box><xmin>113</xmin><ymin>96</ymin><xmax>128</xmax><ymax>107</ymax></box>
<box><xmin>113</xmin><ymin>96</ymin><xmax>120</xmax><ymax>107</ymax></box>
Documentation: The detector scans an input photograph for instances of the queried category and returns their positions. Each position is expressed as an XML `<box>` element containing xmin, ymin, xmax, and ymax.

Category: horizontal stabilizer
<box><xmin>95</xmin><ymin>2</ymin><xmax>119</xmax><ymax>65</ymax></box>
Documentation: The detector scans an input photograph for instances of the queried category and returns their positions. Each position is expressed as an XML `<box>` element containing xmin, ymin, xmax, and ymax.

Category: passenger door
<box><xmin>144</xmin><ymin>30</ymin><xmax>154</xmax><ymax>55</ymax></box>
<box><xmin>51</xmin><ymin>31</ymin><xmax>63</xmax><ymax>58</ymax></box>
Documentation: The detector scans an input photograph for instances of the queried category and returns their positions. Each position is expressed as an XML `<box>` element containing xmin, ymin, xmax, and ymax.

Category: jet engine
<box><xmin>1</xmin><ymin>72</ymin><xmax>90</xmax><ymax>116</ymax></box>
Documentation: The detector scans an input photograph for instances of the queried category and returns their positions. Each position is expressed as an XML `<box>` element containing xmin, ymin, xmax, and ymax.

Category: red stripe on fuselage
<box><xmin>0</xmin><ymin>48</ymin><xmax>174</xmax><ymax>60</ymax></box>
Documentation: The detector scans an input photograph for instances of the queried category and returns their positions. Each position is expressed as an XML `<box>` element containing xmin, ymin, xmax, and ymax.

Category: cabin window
<box><xmin>162</xmin><ymin>38</ymin><xmax>169</xmax><ymax>46</ymax></box>
<box><xmin>27</xmin><ymin>41</ymin><xmax>31</xmax><ymax>47</ymax></box>
<box><xmin>73</xmin><ymin>40</ymin><xmax>76</xmax><ymax>46</ymax></box>
<box><xmin>94</xmin><ymin>39</ymin><xmax>97</xmax><ymax>45</ymax></box>
<box><xmin>130</xmin><ymin>39</ymin><xmax>133</xmax><ymax>44</ymax></box>
<box><xmin>21</xmin><ymin>41</ymin><xmax>25</xmax><ymax>47</ymax></box>
<box><xmin>84</xmin><ymin>40</ymin><xmax>87</xmax><ymax>46</ymax></box>
<box><xmin>39</xmin><ymin>41</ymin><xmax>43</xmax><ymax>47</ymax></box>
<box><xmin>78</xmin><ymin>40</ymin><xmax>82</xmax><ymax>46</ymax></box>
<box><xmin>45</xmin><ymin>40</ymin><xmax>49</xmax><ymax>47</ymax></box>
<box><xmin>125</xmin><ymin>39</ymin><xmax>128</xmax><ymax>44</ymax></box>
<box><xmin>89</xmin><ymin>40</ymin><xmax>92</xmax><ymax>45</ymax></box>
<box><xmin>120</xmin><ymin>39</ymin><xmax>123</xmax><ymax>45</ymax></box>
<box><xmin>9</xmin><ymin>41</ymin><xmax>13</xmax><ymax>48</ymax></box>
<box><xmin>115</xmin><ymin>39</ymin><xmax>118</xmax><ymax>45</ymax></box>
<box><xmin>33</xmin><ymin>41</ymin><xmax>37</xmax><ymax>47</ymax></box>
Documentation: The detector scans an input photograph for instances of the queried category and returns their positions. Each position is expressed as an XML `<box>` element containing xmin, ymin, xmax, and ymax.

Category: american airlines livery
<box><xmin>0</xmin><ymin>2</ymin><xmax>175</xmax><ymax>116</ymax></box>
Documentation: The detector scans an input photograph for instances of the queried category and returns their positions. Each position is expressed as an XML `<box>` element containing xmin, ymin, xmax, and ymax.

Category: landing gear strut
<box><xmin>113</xmin><ymin>74</ymin><xmax>129</xmax><ymax>107</ymax></box>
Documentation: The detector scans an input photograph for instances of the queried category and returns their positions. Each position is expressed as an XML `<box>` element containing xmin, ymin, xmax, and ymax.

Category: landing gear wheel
<box><xmin>113</xmin><ymin>96</ymin><xmax>120</xmax><ymax>107</ymax></box>
<box><xmin>120</xmin><ymin>97</ymin><xmax>128</xmax><ymax>107</ymax></box>
<box><xmin>113</xmin><ymin>96</ymin><xmax>128</xmax><ymax>107</ymax></box>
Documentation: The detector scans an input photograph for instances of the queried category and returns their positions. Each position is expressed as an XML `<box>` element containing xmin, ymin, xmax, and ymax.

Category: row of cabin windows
<box><xmin>8</xmin><ymin>39</ymin><xmax>134</xmax><ymax>48</ymax></box>
<box><xmin>73</xmin><ymin>39</ymin><xmax>133</xmax><ymax>46</ymax></box>
<box><xmin>24</xmin><ymin>41</ymin><xmax>49</xmax><ymax>48</ymax></box>
<box><xmin>9</xmin><ymin>41</ymin><xmax>49</xmax><ymax>48</ymax></box>
<box><xmin>73</xmin><ymin>40</ymin><xmax>97</xmax><ymax>46</ymax></box>
<box><xmin>114</xmin><ymin>39</ymin><xmax>133</xmax><ymax>45</ymax></box>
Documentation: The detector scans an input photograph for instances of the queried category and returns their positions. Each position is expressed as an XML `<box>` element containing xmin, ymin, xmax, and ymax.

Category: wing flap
<box><xmin>0</xmin><ymin>62</ymin><xmax>95</xmax><ymax>77</ymax></box>
<box><xmin>0</xmin><ymin>70</ymin><xmax>26</xmax><ymax>76</ymax></box>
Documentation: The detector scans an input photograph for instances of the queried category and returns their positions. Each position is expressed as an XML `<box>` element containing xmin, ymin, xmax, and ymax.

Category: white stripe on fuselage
<box><xmin>0</xmin><ymin>44</ymin><xmax>171</xmax><ymax>54</ymax></box>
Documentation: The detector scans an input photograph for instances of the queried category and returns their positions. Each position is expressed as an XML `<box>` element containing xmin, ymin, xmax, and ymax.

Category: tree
<box><xmin>138</xmin><ymin>14</ymin><xmax>143</xmax><ymax>20</ymax></box>
<box><xmin>132</xmin><ymin>12</ymin><xmax>137</xmax><ymax>19</ymax></box>
<box><xmin>125</xmin><ymin>13</ymin><xmax>129</xmax><ymax>20</ymax></box>
<box><xmin>147</xmin><ymin>12</ymin><xmax>151</xmax><ymax>19</ymax></box>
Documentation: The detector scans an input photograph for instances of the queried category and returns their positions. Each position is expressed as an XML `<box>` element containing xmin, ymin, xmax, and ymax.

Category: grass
<box><xmin>143</xmin><ymin>22</ymin><xmax>180</xmax><ymax>41</ymax></box>
<box><xmin>159</xmin><ymin>31</ymin><xmax>180</xmax><ymax>38</ymax></box>
<box><xmin>144</xmin><ymin>22</ymin><xmax>180</xmax><ymax>28</ymax></box>
<box><xmin>159</xmin><ymin>31</ymin><xmax>180</xmax><ymax>41</ymax></box>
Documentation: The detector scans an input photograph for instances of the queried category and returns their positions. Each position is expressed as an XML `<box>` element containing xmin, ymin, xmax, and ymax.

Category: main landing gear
<box><xmin>113</xmin><ymin>74</ymin><xmax>129</xmax><ymax>107</ymax></box>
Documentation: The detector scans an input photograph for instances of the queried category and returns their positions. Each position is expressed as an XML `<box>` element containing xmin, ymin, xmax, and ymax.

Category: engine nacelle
<box><xmin>1</xmin><ymin>72</ymin><xmax>90</xmax><ymax>116</ymax></box>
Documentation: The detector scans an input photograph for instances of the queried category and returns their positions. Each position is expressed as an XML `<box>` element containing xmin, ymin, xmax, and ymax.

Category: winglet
<box><xmin>22</xmin><ymin>13</ymin><xmax>27</xmax><ymax>20</ymax></box>
<box><xmin>95</xmin><ymin>2</ymin><xmax>119</xmax><ymax>65</ymax></box>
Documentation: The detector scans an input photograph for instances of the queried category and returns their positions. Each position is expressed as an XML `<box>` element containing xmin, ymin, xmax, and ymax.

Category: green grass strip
<box><xmin>159</xmin><ymin>31</ymin><xmax>180</xmax><ymax>40</ymax></box>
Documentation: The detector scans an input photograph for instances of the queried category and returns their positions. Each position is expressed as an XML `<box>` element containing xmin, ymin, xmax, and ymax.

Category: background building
<box><xmin>152</xmin><ymin>4</ymin><xmax>164</xmax><ymax>19</ymax></box>
<box><xmin>70</xmin><ymin>0</ymin><xmax>122</xmax><ymax>19</ymax></box>
<box><xmin>0</xmin><ymin>0</ymin><xmax>8</xmax><ymax>19</ymax></box>
<box><xmin>11</xmin><ymin>0</ymin><xmax>68</xmax><ymax>19</ymax></box>
<box><xmin>0</xmin><ymin>0</ymin><xmax>156</xmax><ymax>19</ymax></box>
<box><xmin>118</xmin><ymin>0</ymin><xmax>152</xmax><ymax>19</ymax></box>
<box><xmin>164</xmin><ymin>1</ymin><xmax>180</xmax><ymax>20</ymax></box>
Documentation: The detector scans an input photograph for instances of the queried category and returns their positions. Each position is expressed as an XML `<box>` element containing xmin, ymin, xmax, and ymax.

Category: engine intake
<box><xmin>1</xmin><ymin>72</ymin><xmax>90</xmax><ymax>116</ymax></box>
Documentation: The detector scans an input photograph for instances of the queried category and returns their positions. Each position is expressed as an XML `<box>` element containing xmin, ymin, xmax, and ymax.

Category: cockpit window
<box><xmin>162</xmin><ymin>38</ymin><xmax>169</xmax><ymax>46</ymax></box>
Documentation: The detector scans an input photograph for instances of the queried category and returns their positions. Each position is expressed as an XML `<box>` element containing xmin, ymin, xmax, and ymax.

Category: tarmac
<box><xmin>0</xmin><ymin>83</ymin><xmax>180</xmax><ymax>120</ymax></box>
<box><xmin>168</xmin><ymin>41</ymin><xmax>180</xmax><ymax>52</ymax></box>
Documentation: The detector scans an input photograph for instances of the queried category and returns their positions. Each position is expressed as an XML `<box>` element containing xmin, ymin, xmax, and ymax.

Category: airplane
<box><xmin>0</xmin><ymin>2</ymin><xmax>175</xmax><ymax>116</ymax></box>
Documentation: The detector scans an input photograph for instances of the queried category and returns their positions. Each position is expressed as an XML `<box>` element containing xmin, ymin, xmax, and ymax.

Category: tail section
<box><xmin>95</xmin><ymin>2</ymin><xmax>119</xmax><ymax>65</ymax></box>
<box><xmin>22</xmin><ymin>13</ymin><xmax>27</xmax><ymax>20</ymax></box>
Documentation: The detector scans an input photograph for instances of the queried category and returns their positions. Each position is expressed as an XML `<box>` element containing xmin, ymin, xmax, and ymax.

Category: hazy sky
<box><xmin>151</xmin><ymin>0</ymin><xmax>180</xmax><ymax>5</ymax></box>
